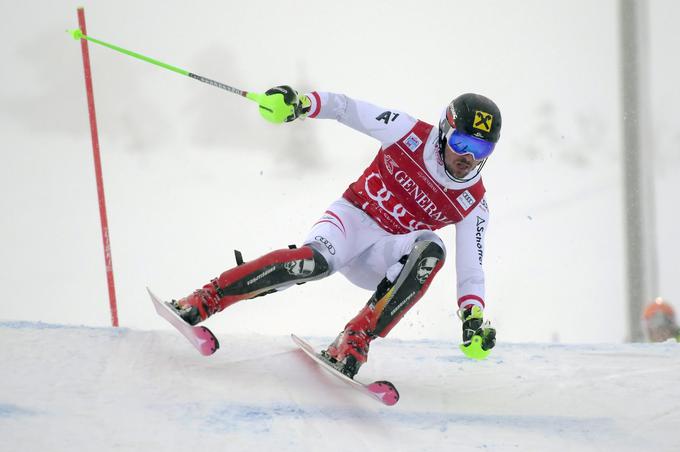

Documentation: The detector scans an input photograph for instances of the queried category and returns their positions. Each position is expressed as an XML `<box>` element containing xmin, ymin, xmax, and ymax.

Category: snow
<box><xmin>2</xmin><ymin>321</ymin><xmax>679</xmax><ymax>451</ymax></box>
<box><xmin>1</xmin><ymin>0</ymin><xmax>680</xmax><ymax>344</ymax></box>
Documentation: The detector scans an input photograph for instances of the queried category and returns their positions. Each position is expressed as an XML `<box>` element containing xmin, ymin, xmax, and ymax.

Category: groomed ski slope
<box><xmin>1</xmin><ymin>321</ymin><xmax>679</xmax><ymax>452</ymax></box>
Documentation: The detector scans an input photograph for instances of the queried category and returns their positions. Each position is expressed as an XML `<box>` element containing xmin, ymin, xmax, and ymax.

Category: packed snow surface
<box><xmin>1</xmin><ymin>321</ymin><xmax>679</xmax><ymax>451</ymax></box>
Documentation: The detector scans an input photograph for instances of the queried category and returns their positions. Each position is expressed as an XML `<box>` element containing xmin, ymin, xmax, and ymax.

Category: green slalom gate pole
<box><xmin>66</xmin><ymin>28</ymin><xmax>294</xmax><ymax>124</ymax></box>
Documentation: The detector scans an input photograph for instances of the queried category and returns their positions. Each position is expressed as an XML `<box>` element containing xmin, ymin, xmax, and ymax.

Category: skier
<box><xmin>642</xmin><ymin>298</ymin><xmax>680</xmax><ymax>343</ymax></box>
<box><xmin>170</xmin><ymin>86</ymin><xmax>500</xmax><ymax>377</ymax></box>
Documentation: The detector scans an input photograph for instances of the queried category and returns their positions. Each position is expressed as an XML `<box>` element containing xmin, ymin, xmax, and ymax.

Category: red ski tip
<box><xmin>367</xmin><ymin>381</ymin><xmax>400</xmax><ymax>406</ymax></box>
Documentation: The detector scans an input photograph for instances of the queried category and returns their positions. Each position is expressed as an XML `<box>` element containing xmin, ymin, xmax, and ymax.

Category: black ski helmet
<box><xmin>439</xmin><ymin>93</ymin><xmax>502</xmax><ymax>149</ymax></box>
<box><xmin>438</xmin><ymin>93</ymin><xmax>502</xmax><ymax>182</ymax></box>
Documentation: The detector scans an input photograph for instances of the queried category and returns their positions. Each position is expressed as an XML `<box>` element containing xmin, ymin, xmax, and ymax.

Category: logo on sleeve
<box><xmin>403</xmin><ymin>133</ymin><xmax>422</xmax><ymax>152</ymax></box>
<box><xmin>475</xmin><ymin>216</ymin><xmax>486</xmax><ymax>265</ymax></box>
<box><xmin>457</xmin><ymin>190</ymin><xmax>476</xmax><ymax>211</ymax></box>
<box><xmin>376</xmin><ymin>111</ymin><xmax>400</xmax><ymax>124</ymax></box>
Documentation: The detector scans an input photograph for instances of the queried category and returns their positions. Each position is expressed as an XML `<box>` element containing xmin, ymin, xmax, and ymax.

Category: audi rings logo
<box><xmin>315</xmin><ymin>236</ymin><xmax>336</xmax><ymax>255</ymax></box>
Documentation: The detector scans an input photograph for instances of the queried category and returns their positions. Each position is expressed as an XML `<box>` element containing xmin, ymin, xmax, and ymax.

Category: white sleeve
<box><xmin>454</xmin><ymin>198</ymin><xmax>489</xmax><ymax>310</ymax></box>
<box><xmin>306</xmin><ymin>91</ymin><xmax>417</xmax><ymax>148</ymax></box>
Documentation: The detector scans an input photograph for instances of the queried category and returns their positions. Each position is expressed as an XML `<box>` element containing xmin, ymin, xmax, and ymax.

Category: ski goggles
<box><xmin>445</xmin><ymin>128</ymin><xmax>496</xmax><ymax>160</ymax></box>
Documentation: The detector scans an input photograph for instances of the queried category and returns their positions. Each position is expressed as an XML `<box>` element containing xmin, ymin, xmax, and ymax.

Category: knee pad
<box><xmin>215</xmin><ymin>245</ymin><xmax>329</xmax><ymax>303</ymax></box>
<box><xmin>414</xmin><ymin>233</ymin><xmax>447</xmax><ymax>261</ymax></box>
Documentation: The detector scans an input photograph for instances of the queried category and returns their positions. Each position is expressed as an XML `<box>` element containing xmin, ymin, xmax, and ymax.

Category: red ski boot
<box><xmin>324</xmin><ymin>306</ymin><xmax>375</xmax><ymax>378</ymax></box>
<box><xmin>169</xmin><ymin>283</ymin><xmax>221</xmax><ymax>326</ymax></box>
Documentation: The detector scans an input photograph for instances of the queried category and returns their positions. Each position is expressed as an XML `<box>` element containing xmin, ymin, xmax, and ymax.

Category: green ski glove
<box><xmin>459</xmin><ymin>306</ymin><xmax>496</xmax><ymax>360</ymax></box>
<box><xmin>255</xmin><ymin>85</ymin><xmax>311</xmax><ymax>124</ymax></box>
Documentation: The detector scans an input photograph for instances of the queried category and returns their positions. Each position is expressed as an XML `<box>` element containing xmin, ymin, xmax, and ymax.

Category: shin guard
<box><xmin>355</xmin><ymin>240</ymin><xmax>445</xmax><ymax>339</ymax></box>
<box><xmin>175</xmin><ymin>245</ymin><xmax>329</xmax><ymax>324</ymax></box>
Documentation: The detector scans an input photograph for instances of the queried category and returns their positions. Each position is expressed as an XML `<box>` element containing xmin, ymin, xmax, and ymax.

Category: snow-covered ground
<box><xmin>2</xmin><ymin>1</ymin><xmax>680</xmax><ymax>344</ymax></box>
<box><xmin>2</xmin><ymin>321</ymin><xmax>679</xmax><ymax>452</ymax></box>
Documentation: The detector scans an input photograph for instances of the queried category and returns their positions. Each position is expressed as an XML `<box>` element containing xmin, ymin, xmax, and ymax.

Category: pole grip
<box><xmin>77</xmin><ymin>7</ymin><xmax>119</xmax><ymax>327</ymax></box>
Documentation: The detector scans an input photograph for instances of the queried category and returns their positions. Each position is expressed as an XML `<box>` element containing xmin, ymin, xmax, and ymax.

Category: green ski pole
<box><xmin>67</xmin><ymin>28</ymin><xmax>294</xmax><ymax>124</ymax></box>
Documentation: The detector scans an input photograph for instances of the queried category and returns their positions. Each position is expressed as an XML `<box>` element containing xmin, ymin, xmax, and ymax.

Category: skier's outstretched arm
<box><xmin>263</xmin><ymin>85</ymin><xmax>418</xmax><ymax>148</ymax></box>
<box><xmin>305</xmin><ymin>91</ymin><xmax>418</xmax><ymax>147</ymax></box>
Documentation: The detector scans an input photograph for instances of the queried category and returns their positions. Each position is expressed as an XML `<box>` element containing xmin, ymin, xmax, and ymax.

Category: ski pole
<box><xmin>66</xmin><ymin>28</ymin><xmax>294</xmax><ymax>123</ymax></box>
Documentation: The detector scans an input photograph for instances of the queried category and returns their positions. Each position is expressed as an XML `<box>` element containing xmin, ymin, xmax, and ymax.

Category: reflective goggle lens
<box><xmin>447</xmin><ymin>129</ymin><xmax>495</xmax><ymax>160</ymax></box>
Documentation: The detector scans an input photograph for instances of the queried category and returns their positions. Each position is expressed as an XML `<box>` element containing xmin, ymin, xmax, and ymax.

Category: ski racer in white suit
<box><xmin>172</xmin><ymin>87</ymin><xmax>501</xmax><ymax>378</ymax></box>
